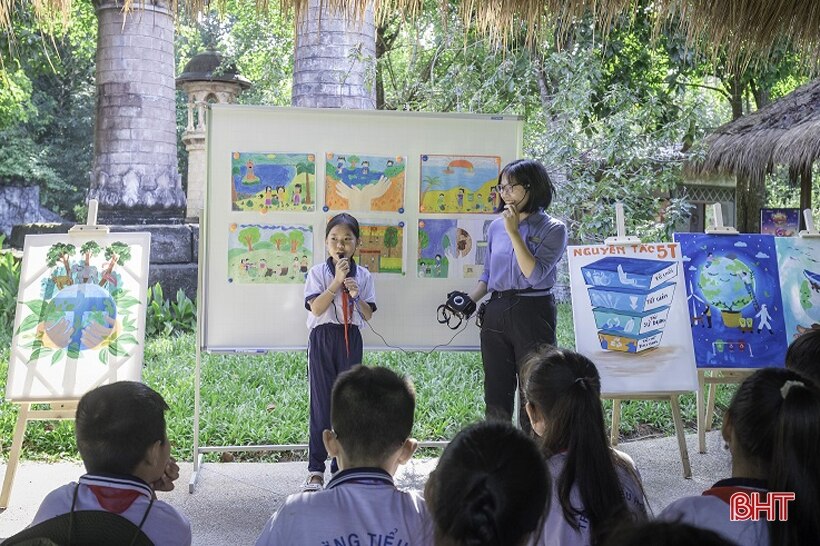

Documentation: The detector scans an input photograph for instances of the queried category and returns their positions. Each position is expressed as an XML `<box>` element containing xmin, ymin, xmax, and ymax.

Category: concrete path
<box><xmin>0</xmin><ymin>431</ymin><xmax>729</xmax><ymax>545</ymax></box>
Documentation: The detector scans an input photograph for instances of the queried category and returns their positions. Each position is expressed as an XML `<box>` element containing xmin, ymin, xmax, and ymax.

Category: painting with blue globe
<box><xmin>7</xmin><ymin>233</ymin><xmax>149</xmax><ymax>401</ymax></box>
<box><xmin>675</xmin><ymin>233</ymin><xmax>787</xmax><ymax>368</ymax></box>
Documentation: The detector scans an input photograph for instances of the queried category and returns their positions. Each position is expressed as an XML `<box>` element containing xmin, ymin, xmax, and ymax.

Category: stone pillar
<box><xmin>292</xmin><ymin>0</ymin><xmax>376</xmax><ymax>109</ymax></box>
<box><xmin>178</xmin><ymin>84</ymin><xmax>245</xmax><ymax>220</ymax></box>
<box><xmin>90</xmin><ymin>0</ymin><xmax>185</xmax><ymax>224</ymax></box>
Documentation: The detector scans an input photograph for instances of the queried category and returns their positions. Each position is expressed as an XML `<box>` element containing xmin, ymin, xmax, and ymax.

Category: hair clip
<box><xmin>574</xmin><ymin>377</ymin><xmax>586</xmax><ymax>390</ymax></box>
<box><xmin>780</xmin><ymin>379</ymin><xmax>805</xmax><ymax>399</ymax></box>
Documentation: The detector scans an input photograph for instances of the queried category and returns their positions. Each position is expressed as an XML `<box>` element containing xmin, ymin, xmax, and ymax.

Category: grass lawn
<box><xmin>0</xmin><ymin>303</ymin><xmax>738</xmax><ymax>463</ymax></box>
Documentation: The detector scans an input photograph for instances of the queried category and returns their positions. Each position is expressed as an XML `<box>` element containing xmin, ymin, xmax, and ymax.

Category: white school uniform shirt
<box><xmin>255</xmin><ymin>468</ymin><xmax>434</xmax><ymax>546</ymax></box>
<box><xmin>659</xmin><ymin>478</ymin><xmax>769</xmax><ymax>546</ymax></box>
<box><xmin>531</xmin><ymin>450</ymin><xmax>646</xmax><ymax>546</ymax></box>
<box><xmin>304</xmin><ymin>258</ymin><xmax>376</xmax><ymax>330</ymax></box>
<box><xmin>31</xmin><ymin>473</ymin><xmax>192</xmax><ymax>546</ymax></box>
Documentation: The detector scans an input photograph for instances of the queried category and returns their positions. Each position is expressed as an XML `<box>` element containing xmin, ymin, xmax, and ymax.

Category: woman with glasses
<box><xmin>461</xmin><ymin>159</ymin><xmax>568</xmax><ymax>429</ymax></box>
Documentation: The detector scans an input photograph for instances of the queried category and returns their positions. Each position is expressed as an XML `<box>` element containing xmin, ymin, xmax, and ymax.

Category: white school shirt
<box><xmin>31</xmin><ymin>473</ymin><xmax>192</xmax><ymax>546</ymax></box>
<box><xmin>531</xmin><ymin>450</ymin><xmax>646</xmax><ymax>546</ymax></box>
<box><xmin>255</xmin><ymin>468</ymin><xmax>434</xmax><ymax>546</ymax></box>
<box><xmin>304</xmin><ymin>258</ymin><xmax>377</xmax><ymax>330</ymax></box>
<box><xmin>659</xmin><ymin>478</ymin><xmax>769</xmax><ymax>546</ymax></box>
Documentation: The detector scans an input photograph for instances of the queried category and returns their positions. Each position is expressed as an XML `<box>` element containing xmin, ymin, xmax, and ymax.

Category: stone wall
<box><xmin>0</xmin><ymin>187</ymin><xmax>64</xmax><ymax>238</ymax></box>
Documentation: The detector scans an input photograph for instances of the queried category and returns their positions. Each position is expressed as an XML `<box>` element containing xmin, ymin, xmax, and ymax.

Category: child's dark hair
<box><xmin>424</xmin><ymin>421</ymin><xmax>549</xmax><ymax>546</ymax></box>
<box><xmin>75</xmin><ymin>381</ymin><xmax>169</xmax><ymax>475</ymax></box>
<box><xmin>785</xmin><ymin>328</ymin><xmax>820</xmax><ymax>387</ymax></box>
<box><xmin>603</xmin><ymin>521</ymin><xmax>734</xmax><ymax>546</ymax></box>
<box><xmin>725</xmin><ymin>368</ymin><xmax>820</xmax><ymax>546</ymax></box>
<box><xmin>523</xmin><ymin>347</ymin><xmax>647</xmax><ymax>545</ymax></box>
<box><xmin>331</xmin><ymin>365</ymin><xmax>414</xmax><ymax>463</ymax></box>
<box><xmin>494</xmin><ymin>159</ymin><xmax>555</xmax><ymax>214</ymax></box>
<box><xmin>325</xmin><ymin>212</ymin><xmax>360</xmax><ymax>239</ymax></box>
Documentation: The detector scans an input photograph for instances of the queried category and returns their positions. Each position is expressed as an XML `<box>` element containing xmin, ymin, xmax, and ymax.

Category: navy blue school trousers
<box><xmin>307</xmin><ymin>323</ymin><xmax>363</xmax><ymax>473</ymax></box>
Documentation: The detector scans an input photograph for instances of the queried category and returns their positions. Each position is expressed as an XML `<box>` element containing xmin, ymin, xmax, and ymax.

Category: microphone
<box><xmin>338</xmin><ymin>253</ymin><xmax>351</xmax><ymax>293</ymax></box>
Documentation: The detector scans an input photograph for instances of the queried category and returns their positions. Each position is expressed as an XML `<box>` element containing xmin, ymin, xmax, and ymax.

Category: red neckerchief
<box><xmin>702</xmin><ymin>478</ymin><xmax>768</xmax><ymax>504</ymax></box>
<box><xmin>341</xmin><ymin>291</ymin><xmax>352</xmax><ymax>357</ymax></box>
<box><xmin>87</xmin><ymin>485</ymin><xmax>143</xmax><ymax>514</ymax></box>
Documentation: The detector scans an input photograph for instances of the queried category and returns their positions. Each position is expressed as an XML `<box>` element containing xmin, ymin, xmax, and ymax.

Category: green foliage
<box><xmin>145</xmin><ymin>283</ymin><xmax>197</xmax><ymax>338</ymax></box>
<box><xmin>0</xmin><ymin>0</ymin><xmax>95</xmax><ymax>218</ymax></box>
<box><xmin>0</xmin><ymin>236</ymin><xmax>21</xmax><ymax>338</ymax></box>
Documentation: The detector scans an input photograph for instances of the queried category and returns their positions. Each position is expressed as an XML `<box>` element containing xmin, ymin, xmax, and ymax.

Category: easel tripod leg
<box><xmin>1</xmin><ymin>403</ymin><xmax>30</xmax><ymax>508</ymax></box>
<box><xmin>669</xmin><ymin>395</ymin><xmax>692</xmax><ymax>478</ymax></box>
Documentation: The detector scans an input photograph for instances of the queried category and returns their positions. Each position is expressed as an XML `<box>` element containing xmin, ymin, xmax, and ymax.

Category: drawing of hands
<box><xmin>81</xmin><ymin>315</ymin><xmax>116</xmax><ymax>349</ymax></box>
<box><xmin>44</xmin><ymin>318</ymin><xmax>74</xmax><ymax>348</ymax></box>
<box><xmin>334</xmin><ymin>175</ymin><xmax>392</xmax><ymax>210</ymax></box>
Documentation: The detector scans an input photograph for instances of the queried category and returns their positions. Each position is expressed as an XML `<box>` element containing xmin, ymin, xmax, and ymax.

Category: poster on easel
<box><xmin>567</xmin><ymin>242</ymin><xmax>697</xmax><ymax>394</ymax></box>
<box><xmin>6</xmin><ymin>232</ymin><xmax>150</xmax><ymax>401</ymax></box>
<box><xmin>674</xmin><ymin>233</ymin><xmax>787</xmax><ymax>368</ymax></box>
<box><xmin>760</xmin><ymin>207</ymin><xmax>799</xmax><ymax>237</ymax></box>
<box><xmin>775</xmin><ymin>237</ymin><xmax>820</xmax><ymax>341</ymax></box>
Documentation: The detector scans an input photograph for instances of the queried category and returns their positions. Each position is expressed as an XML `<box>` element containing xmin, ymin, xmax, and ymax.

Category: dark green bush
<box><xmin>145</xmin><ymin>282</ymin><xmax>197</xmax><ymax>337</ymax></box>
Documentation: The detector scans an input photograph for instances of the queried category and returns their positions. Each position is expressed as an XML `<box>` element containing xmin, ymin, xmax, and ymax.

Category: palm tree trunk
<box><xmin>292</xmin><ymin>0</ymin><xmax>376</xmax><ymax>109</ymax></box>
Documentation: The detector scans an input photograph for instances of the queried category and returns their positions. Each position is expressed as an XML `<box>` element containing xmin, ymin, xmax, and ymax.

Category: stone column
<box><xmin>292</xmin><ymin>0</ymin><xmax>376</xmax><ymax>109</ymax></box>
<box><xmin>90</xmin><ymin>0</ymin><xmax>185</xmax><ymax>224</ymax></box>
<box><xmin>179</xmin><ymin>84</ymin><xmax>245</xmax><ymax>220</ymax></box>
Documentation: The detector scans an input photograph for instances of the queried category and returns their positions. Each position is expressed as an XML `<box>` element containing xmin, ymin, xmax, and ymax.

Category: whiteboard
<box><xmin>202</xmin><ymin>105</ymin><xmax>522</xmax><ymax>351</ymax></box>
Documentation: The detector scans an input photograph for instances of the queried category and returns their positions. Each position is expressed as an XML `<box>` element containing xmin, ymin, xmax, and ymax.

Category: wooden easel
<box><xmin>601</xmin><ymin>203</ymin><xmax>693</xmax><ymax>478</ymax></box>
<box><xmin>1</xmin><ymin>402</ymin><xmax>78</xmax><ymax>508</ymax></box>
<box><xmin>609</xmin><ymin>393</ymin><xmax>691</xmax><ymax>478</ymax></box>
<box><xmin>1</xmin><ymin>200</ymin><xmax>109</xmax><ymax>508</ymax></box>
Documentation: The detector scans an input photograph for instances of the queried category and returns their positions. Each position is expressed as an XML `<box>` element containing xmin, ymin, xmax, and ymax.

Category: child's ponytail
<box><xmin>524</xmin><ymin>348</ymin><xmax>646</xmax><ymax>545</ymax></box>
<box><xmin>768</xmin><ymin>375</ymin><xmax>820</xmax><ymax>546</ymax></box>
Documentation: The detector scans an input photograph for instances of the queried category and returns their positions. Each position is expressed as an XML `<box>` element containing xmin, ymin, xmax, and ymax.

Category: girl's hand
<box><xmin>502</xmin><ymin>203</ymin><xmax>520</xmax><ymax>233</ymax></box>
<box><xmin>344</xmin><ymin>278</ymin><xmax>359</xmax><ymax>299</ymax></box>
<box><xmin>335</xmin><ymin>258</ymin><xmax>350</xmax><ymax>285</ymax></box>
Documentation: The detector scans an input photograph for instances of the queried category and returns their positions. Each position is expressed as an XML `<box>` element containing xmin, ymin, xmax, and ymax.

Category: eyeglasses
<box><xmin>495</xmin><ymin>183</ymin><xmax>521</xmax><ymax>194</ymax></box>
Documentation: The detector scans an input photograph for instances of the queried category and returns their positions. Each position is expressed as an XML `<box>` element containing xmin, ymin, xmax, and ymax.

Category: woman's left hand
<box><xmin>502</xmin><ymin>203</ymin><xmax>520</xmax><ymax>233</ymax></box>
<box><xmin>344</xmin><ymin>278</ymin><xmax>360</xmax><ymax>299</ymax></box>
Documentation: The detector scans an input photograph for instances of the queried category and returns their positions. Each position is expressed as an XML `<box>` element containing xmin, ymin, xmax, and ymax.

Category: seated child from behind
<box><xmin>785</xmin><ymin>327</ymin><xmax>820</xmax><ymax>386</ymax></box>
<box><xmin>256</xmin><ymin>365</ymin><xmax>433</xmax><ymax>545</ymax></box>
<box><xmin>30</xmin><ymin>381</ymin><xmax>191</xmax><ymax>546</ymax></box>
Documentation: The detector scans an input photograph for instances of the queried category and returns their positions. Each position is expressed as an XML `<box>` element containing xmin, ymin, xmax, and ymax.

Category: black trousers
<box><xmin>307</xmin><ymin>323</ymin><xmax>363</xmax><ymax>473</ymax></box>
<box><xmin>479</xmin><ymin>293</ymin><xmax>557</xmax><ymax>429</ymax></box>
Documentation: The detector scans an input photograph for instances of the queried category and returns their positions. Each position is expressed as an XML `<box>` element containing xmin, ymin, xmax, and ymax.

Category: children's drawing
<box><xmin>675</xmin><ymin>233</ymin><xmax>787</xmax><ymax>368</ymax></box>
<box><xmin>324</xmin><ymin>153</ymin><xmax>405</xmax><ymax>212</ymax></box>
<box><xmin>760</xmin><ymin>208</ymin><xmax>799</xmax><ymax>237</ymax></box>
<box><xmin>567</xmin><ymin>243</ymin><xmax>697</xmax><ymax>395</ymax></box>
<box><xmin>776</xmin><ymin>237</ymin><xmax>820</xmax><ymax>341</ymax></box>
<box><xmin>231</xmin><ymin>152</ymin><xmax>316</xmax><ymax>212</ymax></box>
<box><xmin>419</xmin><ymin>155</ymin><xmax>501</xmax><ymax>213</ymax></box>
<box><xmin>354</xmin><ymin>221</ymin><xmax>405</xmax><ymax>275</ymax></box>
<box><xmin>417</xmin><ymin>218</ymin><xmax>491</xmax><ymax>279</ymax></box>
<box><xmin>228</xmin><ymin>223</ymin><xmax>313</xmax><ymax>284</ymax></box>
<box><xmin>7</xmin><ymin>233</ymin><xmax>150</xmax><ymax>401</ymax></box>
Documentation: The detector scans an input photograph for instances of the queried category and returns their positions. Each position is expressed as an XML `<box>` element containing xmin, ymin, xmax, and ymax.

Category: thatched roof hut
<box><xmin>689</xmin><ymin>78</ymin><xmax>820</xmax><ymax>231</ymax></box>
<box><xmin>4</xmin><ymin>0</ymin><xmax>820</xmax><ymax>68</ymax></box>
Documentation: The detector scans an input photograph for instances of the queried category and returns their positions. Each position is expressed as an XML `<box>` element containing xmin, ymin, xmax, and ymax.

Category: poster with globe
<box><xmin>674</xmin><ymin>233</ymin><xmax>787</xmax><ymax>368</ymax></box>
<box><xmin>6</xmin><ymin>233</ymin><xmax>150</xmax><ymax>401</ymax></box>
<box><xmin>775</xmin><ymin>237</ymin><xmax>820</xmax><ymax>342</ymax></box>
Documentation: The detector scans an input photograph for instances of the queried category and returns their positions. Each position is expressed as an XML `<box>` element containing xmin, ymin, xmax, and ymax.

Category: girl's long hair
<box><xmin>523</xmin><ymin>347</ymin><xmax>647</xmax><ymax>545</ymax></box>
<box><xmin>727</xmin><ymin>368</ymin><xmax>820</xmax><ymax>546</ymax></box>
<box><xmin>425</xmin><ymin>421</ymin><xmax>550</xmax><ymax>546</ymax></box>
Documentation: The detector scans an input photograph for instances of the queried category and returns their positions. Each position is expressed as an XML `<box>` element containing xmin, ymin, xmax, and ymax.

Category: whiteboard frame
<box><xmin>200</xmin><ymin>104</ymin><xmax>523</xmax><ymax>353</ymax></box>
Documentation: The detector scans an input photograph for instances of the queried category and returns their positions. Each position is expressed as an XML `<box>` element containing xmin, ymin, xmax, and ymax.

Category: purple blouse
<box><xmin>479</xmin><ymin>210</ymin><xmax>567</xmax><ymax>293</ymax></box>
